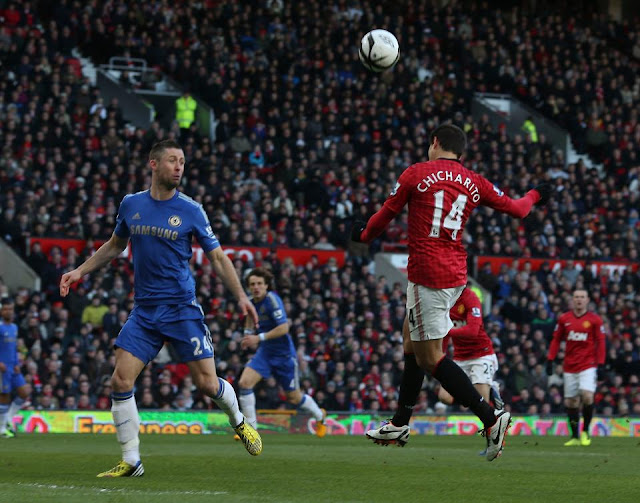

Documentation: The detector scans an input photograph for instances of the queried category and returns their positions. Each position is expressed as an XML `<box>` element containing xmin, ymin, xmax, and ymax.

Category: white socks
<box><xmin>298</xmin><ymin>394</ymin><xmax>324</xmax><ymax>421</ymax></box>
<box><xmin>111</xmin><ymin>392</ymin><xmax>140</xmax><ymax>465</ymax></box>
<box><xmin>0</xmin><ymin>403</ymin><xmax>8</xmax><ymax>434</ymax></box>
<box><xmin>213</xmin><ymin>378</ymin><xmax>244</xmax><ymax>427</ymax></box>
<box><xmin>238</xmin><ymin>389</ymin><xmax>257</xmax><ymax>429</ymax></box>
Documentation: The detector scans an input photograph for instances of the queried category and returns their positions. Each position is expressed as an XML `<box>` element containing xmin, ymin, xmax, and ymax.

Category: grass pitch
<box><xmin>1</xmin><ymin>433</ymin><xmax>638</xmax><ymax>502</ymax></box>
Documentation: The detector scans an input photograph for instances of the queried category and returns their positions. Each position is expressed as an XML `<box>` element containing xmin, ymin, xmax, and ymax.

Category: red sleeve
<box><xmin>360</xmin><ymin>206</ymin><xmax>397</xmax><ymax>243</ymax></box>
<box><xmin>594</xmin><ymin>317</ymin><xmax>606</xmax><ymax>365</ymax></box>
<box><xmin>360</xmin><ymin>168</ymin><xmax>413</xmax><ymax>243</ymax></box>
<box><xmin>448</xmin><ymin>293</ymin><xmax>483</xmax><ymax>343</ymax></box>
<box><xmin>479</xmin><ymin>177</ymin><xmax>540</xmax><ymax>218</ymax></box>
<box><xmin>547</xmin><ymin>317</ymin><xmax>565</xmax><ymax>361</ymax></box>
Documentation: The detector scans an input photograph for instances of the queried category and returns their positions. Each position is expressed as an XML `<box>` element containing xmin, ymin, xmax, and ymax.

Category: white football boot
<box><xmin>366</xmin><ymin>421</ymin><xmax>410</xmax><ymax>447</ymax></box>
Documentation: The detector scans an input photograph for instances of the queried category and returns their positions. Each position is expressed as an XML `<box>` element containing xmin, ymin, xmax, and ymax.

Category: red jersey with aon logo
<box><xmin>547</xmin><ymin>311</ymin><xmax>606</xmax><ymax>373</ymax></box>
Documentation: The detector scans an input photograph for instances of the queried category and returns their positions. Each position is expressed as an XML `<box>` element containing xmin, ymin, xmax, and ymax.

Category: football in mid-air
<box><xmin>358</xmin><ymin>29</ymin><xmax>400</xmax><ymax>72</ymax></box>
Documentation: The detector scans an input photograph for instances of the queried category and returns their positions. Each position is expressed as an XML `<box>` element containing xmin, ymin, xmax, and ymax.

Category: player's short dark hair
<box><xmin>149</xmin><ymin>140</ymin><xmax>182</xmax><ymax>161</ymax></box>
<box><xmin>430</xmin><ymin>124</ymin><xmax>467</xmax><ymax>157</ymax></box>
<box><xmin>1</xmin><ymin>298</ymin><xmax>14</xmax><ymax>307</ymax></box>
<box><xmin>247</xmin><ymin>267</ymin><xmax>273</xmax><ymax>288</ymax></box>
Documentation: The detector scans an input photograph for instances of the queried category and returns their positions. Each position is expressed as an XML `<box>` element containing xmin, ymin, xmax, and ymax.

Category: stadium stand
<box><xmin>0</xmin><ymin>0</ymin><xmax>638</xmax><ymax>417</ymax></box>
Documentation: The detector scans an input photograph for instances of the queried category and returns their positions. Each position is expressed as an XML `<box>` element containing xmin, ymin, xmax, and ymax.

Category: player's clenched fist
<box><xmin>59</xmin><ymin>269</ymin><xmax>83</xmax><ymax>297</ymax></box>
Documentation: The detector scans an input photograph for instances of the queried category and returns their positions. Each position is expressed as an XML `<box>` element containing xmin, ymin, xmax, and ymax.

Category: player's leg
<box><xmin>167</xmin><ymin>314</ymin><xmax>261</xmax><ymax>455</ymax></box>
<box><xmin>286</xmin><ymin>389</ymin><xmax>327</xmax><ymax>437</ymax></box>
<box><xmin>101</xmin><ymin>349</ymin><xmax>146</xmax><ymax>475</ymax></box>
<box><xmin>188</xmin><ymin>357</ymin><xmax>262</xmax><ymax>455</ymax></box>
<box><xmin>440</xmin><ymin>359</ymin><xmax>493</xmax><ymax>455</ymax></box>
<box><xmin>563</xmin><ymin>371</ymin><xmax>582</xmax><ymax>445</ymax></box>
<box><xmin>490</xmin><ymin>381</ymin><xmax>504</xmax><ymax>410</ymax></box>
<box><xmin>408</xmin><ymin>283</ymin><xmax>510</xmax><ymax>461</ymax></box>
<box><xmin>5</xmin><ymin>381</ymin><xmax>30</xmax><ymax>434</ymax></box>
<box><xmin>237</xmin><ymin>366</ymin><xmax>264</xmax><ymax>429</ymax></box>
<box><xmin>0</xmin><ymin>391</ymin><xmax>11</xmax><ymax>438</ymax></box>
<box><xmin>392</xmin><ymin>316</ymin><xmax>425</xmax><ymax>426</ymax></box>
<box><xmin>97</xmin><ymin>310</ymin><xmax>161</xmax><ymax>478</ymax></box>
<box><xmin>578</xmin><ymin>368</ymin><xmax>597</xmax><ymax>446</ymax></box>
<box><xmin>367</xmin><ymin>317</ymin><xmax>422</xmax><ymax>446</ymax></box>
<box><xmin>278</xmin><ymin>357</ymin><xmax>326</xmax><ymax>437</ymax></box>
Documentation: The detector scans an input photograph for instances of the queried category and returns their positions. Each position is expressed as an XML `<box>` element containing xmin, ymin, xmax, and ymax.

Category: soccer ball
<box><xmin>358</xmin><ymin>29</ymin><xmax>400</xmax><ymax>72</ymax></box>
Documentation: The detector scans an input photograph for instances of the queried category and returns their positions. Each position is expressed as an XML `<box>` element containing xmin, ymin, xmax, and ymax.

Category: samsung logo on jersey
<box><xmin>130</xmin><ymin>225</ymin><xmax>179</xmax><ymax>241</ymax></box>
<box><xmin>416</xmin><ymin>171</ymin><xmax>481</xmax><ymax>202</ymax></box>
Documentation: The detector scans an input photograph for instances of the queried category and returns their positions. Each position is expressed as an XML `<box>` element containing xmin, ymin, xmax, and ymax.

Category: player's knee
<box><xmin>238</xmin><ymin>376</ymin><xmax>252</xmax><ymax>389</ymax></box>
<box><xmin>194</xmin><ymin>373</ymin><xmax>219</xmax><ymax>397</ymax></box>
<box><xmin>415</xmin><ymin>353</ymin><xmax>439</xmax><ymax>374</ymax></box>
<box><xmin>286</xmin><ymin>393</ymin><xmax>302</xmax><ymax>405</ymax></box>
<box><xmin>111</xmin><ymin>372</ymin><xmax>135</xmax><ymax>392</ymax></box>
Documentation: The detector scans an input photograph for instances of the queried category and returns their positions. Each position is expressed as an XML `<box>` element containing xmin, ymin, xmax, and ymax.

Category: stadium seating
<box><xmin>0</xmin><ymin>1</ymin><xmax>638</xmax><ymax>416</ymax></box>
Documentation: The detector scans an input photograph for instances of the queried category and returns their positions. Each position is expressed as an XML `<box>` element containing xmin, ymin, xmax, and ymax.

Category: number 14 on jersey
<box><xmin>429</xmin><ymin>190</ymin><xmax>468</xmax><ymax>240</ymax></box>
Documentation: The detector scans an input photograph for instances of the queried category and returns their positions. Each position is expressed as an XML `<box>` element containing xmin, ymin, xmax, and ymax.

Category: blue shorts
<box><xmin>115</xmin><ymin>304</ymin><xmax>213</xmax><ymax>364</ymax></box>
<box><xmin>0</xmin><ymin>370</ymin><xmax>26</xmax><ymax>394</ymax></box>
<box><xmin>248</xmin><ymin>346</ymin><xmax>299</xmax><ymax>392</ymax></box>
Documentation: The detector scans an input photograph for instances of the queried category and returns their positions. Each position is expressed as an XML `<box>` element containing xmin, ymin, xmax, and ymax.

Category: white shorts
<box><xmin>455</xmin><ymin>354</ymin><xmax>498</xmax><ymax>385</ymax></box>
<box><xmin>564</xmin><ymin>368</ymin><xmax>597</xmax><ymax>397</ymax></box>
<box><xmin>406</xmin><ymin>282</ymin><xmax>464</xmax><ymax>341</ymax></box>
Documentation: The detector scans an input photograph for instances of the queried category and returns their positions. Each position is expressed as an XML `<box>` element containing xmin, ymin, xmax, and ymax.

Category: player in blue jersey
<box><xmin>59</xmin><ymin>140</ymin><xmax>263</xmax><ymax>478</ymax></box>
<box><xmin>237</xmin><ymin>267</ymin><xmax>327</xmax><ymax>437</ymax></box>
<box><xmin>0</xmin><ymin>299</ymin><xmax>29</xmax><ymax>439</ymax></box>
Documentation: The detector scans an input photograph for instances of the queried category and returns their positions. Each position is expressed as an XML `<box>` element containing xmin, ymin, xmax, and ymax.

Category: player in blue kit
<box><xmin>0</xmin><ymin>299</ymin><xmax>30</xmax><ymax>438</ymax></box>
<box><xmin>237</xmin><ymin>267</ymin><xmax>327</xmax><ymax>437</ymax></box>
<box><xmin>59</xmin><ymin>140</ymin><xmax>263</xmax><ymax>478</ymax></box>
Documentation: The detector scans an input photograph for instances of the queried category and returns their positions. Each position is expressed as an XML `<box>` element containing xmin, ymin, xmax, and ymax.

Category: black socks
<box><xmin>391</xmin><ymin>353</ymin><xmax>425</xmax><ymax>427</ymax></box>
<box><xmin>434</xmin><ymin>357</ymin><xmax>496</xmax><ymax>428</ymax></box>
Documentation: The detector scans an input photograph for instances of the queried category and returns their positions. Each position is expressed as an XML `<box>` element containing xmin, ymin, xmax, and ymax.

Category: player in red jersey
<box><xmin>546</xmin><ymin>289</ymin><xmax>606</xmax><ymax>446</ymax></box>
<box><xmin>367</xmin><ymin>287</ymin><xmax>503</xmax><ymax>454</ymax></box>
<box><xmin>355</xmin><ymin>124</ymin><xmax>552</xmax><ymax>461</ymax></box>
<box><xmin>438</xmin><ymin>287</ymin><xmax>499</xmax><ymax>406</ymax></box>
<box><xmin>438</xmin><ymin>288</ymin><xmax>502</xmax><ymax>455</ymax></box>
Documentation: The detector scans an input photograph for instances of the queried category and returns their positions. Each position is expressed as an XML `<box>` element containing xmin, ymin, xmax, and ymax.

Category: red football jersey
<box><xmin>442</xmin><ymin>288</ymin><xmax>494</xmax><ymax>360</ymax></box>
<box><xmin>547</xmin><ymin>311</ymin><xmax>606</xmax><ymax>373</ymax></box>
<box><xmin>363</xmin><ymin>158</ymin><xmax>539</xmax><ymax>288</ymax></box>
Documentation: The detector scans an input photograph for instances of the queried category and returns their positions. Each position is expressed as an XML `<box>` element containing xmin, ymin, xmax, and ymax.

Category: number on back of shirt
<box><xmin>429</xmin><ymin>190</ymin><xmax>468</xmax><ymax>240</ymax></box>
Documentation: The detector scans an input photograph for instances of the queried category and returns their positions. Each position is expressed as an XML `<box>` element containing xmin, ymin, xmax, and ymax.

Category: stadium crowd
<box><xmin>0</xmin><ymin>0</ymin><xmax>639</xmax><ymax>418</ymax></box>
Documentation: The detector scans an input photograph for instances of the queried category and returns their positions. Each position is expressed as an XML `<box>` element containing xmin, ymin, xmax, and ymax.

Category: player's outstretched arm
<box><xmin>207</xmin><ymin>247</ymin><xmax>259</xmax><ymax>326</ymax></box>
<box><xmin>59</xmin><ymin>233</ymin><xmax>128</xmax><ymax>297</ymax></box>
<box><xmin>480</xmin><ymin>179</ymin><xmax>552</xmax><ymax>218</ymax></box>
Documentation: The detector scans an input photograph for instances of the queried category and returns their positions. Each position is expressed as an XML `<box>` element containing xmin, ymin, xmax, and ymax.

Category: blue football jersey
<box><xmin>254</xmin><ymin>291</ymin><xmax>295</xmax><ymax>357</ymax></box>
<box><xmin>114</xmin><ymin>190</ymin><xmax>220</xmax><ymax>306</ymax></box>
<box><xmin>0</xmin><ymin>322</ymin><xmax>18</xmax><ymax>367</ymax></box>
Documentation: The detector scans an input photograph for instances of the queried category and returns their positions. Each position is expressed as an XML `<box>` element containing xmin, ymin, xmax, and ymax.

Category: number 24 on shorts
<box><xmin>191</xmin><ymin>335</ymin><xmax>213</xmax><ymax>356</ymax></box>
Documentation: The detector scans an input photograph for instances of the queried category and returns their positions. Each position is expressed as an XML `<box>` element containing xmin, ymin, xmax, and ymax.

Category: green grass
<box><xmin>1</xmin><ymin>434</ymin><xmax>638</xmax><ymax>503</ymax></box>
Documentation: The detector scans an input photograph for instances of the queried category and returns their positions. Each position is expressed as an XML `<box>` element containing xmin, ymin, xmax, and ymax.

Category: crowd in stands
<box><xmin>0</xmin><ymin>1</ymin><xmax>639</xmax><ymax>418</ymax></box>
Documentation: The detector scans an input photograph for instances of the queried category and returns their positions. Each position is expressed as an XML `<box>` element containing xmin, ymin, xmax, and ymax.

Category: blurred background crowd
<box><xmin>0</xmin><ymin>0</ymin><xmax>639</xmax><ymax>418</ymax></box>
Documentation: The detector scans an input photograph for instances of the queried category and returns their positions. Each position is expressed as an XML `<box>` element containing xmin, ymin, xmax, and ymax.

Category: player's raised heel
<box><xmin>483</xmin><ymin>410</ymin><xmax>511</xmax><ymax>461</ymax></box>
<box><xmin>234</xmin><ymin>421</ymin><xmax>263</xmax><ymax>456</ymax></box>
<box><xmin>97</xmin><ymin>460</ymin><xmax>144</xmax><ymax>478</ymax></box>
<box><xmin>316</xmin><ymin>409</ymin><xmax>328</xmax><ymax>438</ymax></box>
<box><xmin>366</xmin><ymin>421</ymin><xmax>410</xmax><ymax>447</ymax></box>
